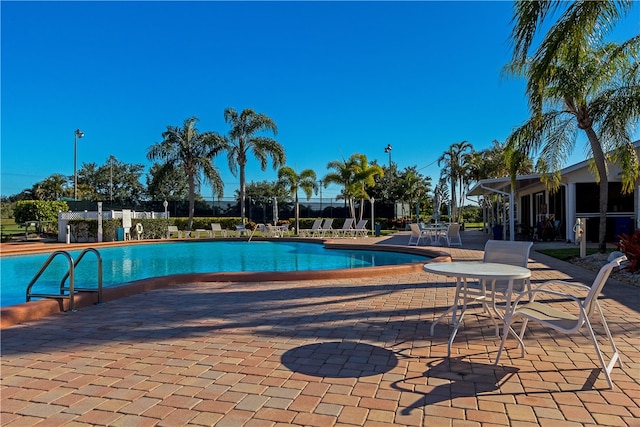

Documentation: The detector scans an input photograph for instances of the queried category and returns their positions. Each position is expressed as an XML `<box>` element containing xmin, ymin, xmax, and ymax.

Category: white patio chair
<box><xmin>441</xmin><ymin>222</ymin><xmax>462</xmax><ymax>246</ymax></box>
<box><xmin>408</xmin><ymin>223</ymin><xmax>429</xmax><ymax>246</ymax></box>
<box><xmin>332</xmin><ymin>218</ymin><xmax>355</xmax><ymax>237</ymax></box>
<box><xmin>495</xmin><ymin>256</ymin><xmax>626</xmax><ymax>389</ymax></box>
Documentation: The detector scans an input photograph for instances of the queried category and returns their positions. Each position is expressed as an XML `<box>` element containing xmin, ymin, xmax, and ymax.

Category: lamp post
<box><xmin>163</xmin><ymin>200</ymin><xmax>168</xmax><ymax>218</ymax></box>
<box><xmin>370</xmin><ymin>197</ymin><xmax>375</xmax><ymax>234</ymax></box>
<box><xmin>73</xmin><ymin>129</ymin><xmax>84</xmax><ymax>200</ymax></box>
<box><xmin>384</xmin><ymin>144</ymin><xmax>392</xmax><ymax>166</ymax></box>
<box><xmin>109</xmin><ymin>155</ymin><xmax>114</xmax><ymax>203</ymax></box>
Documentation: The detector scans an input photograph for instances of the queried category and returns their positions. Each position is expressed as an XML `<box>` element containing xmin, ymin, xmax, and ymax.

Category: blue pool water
<box><xmin>0</xmin><ymin>241</ymin><xmax>430</xmax><ymax>308</ymax></box>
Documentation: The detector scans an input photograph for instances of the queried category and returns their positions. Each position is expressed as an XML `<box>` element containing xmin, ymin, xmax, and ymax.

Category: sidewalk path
<box><xmin>1</xmin><ymin>230</ymin><xmax>639</xmax><ymax>426</ymax></box>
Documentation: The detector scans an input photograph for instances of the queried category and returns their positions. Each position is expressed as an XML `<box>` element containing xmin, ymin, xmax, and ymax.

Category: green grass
<box><xmin>536</xmin><ymin>247</ymin><xmax>613</xmax><ymax>261</ymax></box>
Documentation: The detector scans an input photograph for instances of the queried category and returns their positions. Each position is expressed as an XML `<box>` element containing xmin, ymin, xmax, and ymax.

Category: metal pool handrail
<box><xmin>25</xmin><ymin>248</ymin><xmax>103</xmax><ymax>311</ymax></box>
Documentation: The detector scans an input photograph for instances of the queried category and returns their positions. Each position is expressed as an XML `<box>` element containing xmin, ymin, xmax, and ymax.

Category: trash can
<box><xmin>116</xmin><ymin>228</ymin><xmax>125</xmax><ymax>241</ymax></box>
<box><xmin>492</xmin><ymin>225</ymin><xmax>503</xmax><ymax>240</ymax></box>
<box><xmin>375</xmin><ymin>223</ymin><xmax>381</xmax><ymax>237</ymax></box>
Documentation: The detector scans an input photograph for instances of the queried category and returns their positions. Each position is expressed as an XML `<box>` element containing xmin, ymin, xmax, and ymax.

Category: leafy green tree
<box><xmin>223</xmin><ymin>107</ymin><xmax>285</xmax><ymax>224</ymax></box>
<box><xmin>147</xmin><ymin>162</ymin><xmax>190</xmax><ymax>202</ymax></box>
<box><xmin>147</xmin><ymin>116</ymin><xmax>226</xmax><ymax>230</ymax></box>
<box><xmin>397</xmin><ymin>166</ymin><xmax>431</xmax><ymax>221</ymax></box>
<box><xmin>506</xmin><ymin>39</ymin><xmax>640</xmax><ymax>252</ymax></box>
<box><xmin>78</xmin><ymin>160</ymin><xmax>146</xmax><ymax>204</ymax></box>
<box><xmin>277</xmin><ymin>166</ymin><xmax>318</xmax><ymax>235</ymax></box>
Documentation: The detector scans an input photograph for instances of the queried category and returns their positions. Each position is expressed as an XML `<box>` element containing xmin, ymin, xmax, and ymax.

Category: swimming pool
<box><xmin>1</xmin><ymin>241</ymin><xmax>432</xmax><ymax>308</ymax></box>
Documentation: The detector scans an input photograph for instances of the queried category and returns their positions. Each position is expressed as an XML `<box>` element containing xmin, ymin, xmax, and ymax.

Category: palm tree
<box><xmin>510</xmin><ymin>1</ymin><xmax>634</xmax><ymax>78</ymax></box>
<box><xmin>351</xmin><ymin>155</ymin><xmax>384</xmax><ymax>221</ymax></box>
<box><xmin>147</xmin><ymin>116</ymin><xmax>226</xmax><ymax>231</ymax></box>
<box><xmin>324</xmin><ymin>154</ymin><xmax>382</xmax><ymax>221</ymax></box>
<box><xmin>438</xmin><ymin>141</ymin><xmax>472</xmax><ymax>223</ymax></box>
<box><xmin>277</xmin><ymin>166</ymin><xmax>318</xmax><ymax>235</ymax></box>
<box><xmin>223</xmin><ymin>107</ymin><xmax>285</xmax><ymax>224</ymax></box>
<box><xmin>506</xmin><ymin>39</ymin><xmax>640</xmax><ymax>252</ymax></box>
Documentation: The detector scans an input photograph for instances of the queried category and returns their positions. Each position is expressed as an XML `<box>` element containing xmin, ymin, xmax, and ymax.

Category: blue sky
<box><xmin>2</xmin><ymin>1</ymin><xmax>638</xmax><ymax>200</ymax></box>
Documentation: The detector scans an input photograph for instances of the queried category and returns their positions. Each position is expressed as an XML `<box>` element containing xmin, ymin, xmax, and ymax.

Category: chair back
<box><xmin>483</xmin><ymin>240</ymin><xmax>533</xmax><ymax>292</ymax></box>
<box><xmin>321</xmin><ymin>218</ymin><xmax>334</xmax><ymax>229</ymax></box>
<box><xmin>354</xmin><ymin>219</ymin><xmax>367</xmax><ymax>230</ymax></box>
<box><xmin>584</xmin><ymin>256</ymin><xmax>626</xmax><ymax>315</ymax></box>
<box><xmin>211</xmin><ymin>223</ymin><xmax>222</xmax><ymax>232</ymax></box>
<box><xmin>311</xmin><ymin>219</ymin><xmax>323</xmax><ymax>230</ymax></box>
<box><xmin>409</xmin><ymin>223</ymin><xmax>421</xmax><ymax>237</ymax></box>
<box><xmin>483</xmin><ymin>240</ymin><xmax>532</xmax><ymax>267</ymax></box>
<box><xmin>341</xmin><ymin>218</ymin><xmax>355</xmax><ymax>230</ymax></box>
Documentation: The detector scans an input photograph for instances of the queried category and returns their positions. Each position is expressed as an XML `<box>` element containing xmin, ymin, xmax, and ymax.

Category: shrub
<box><xmin>616</xmin><ymin>230</ymin><xmax>640</xmax><ymax>273</ymax></box>
<box><xmin>14</xmin><ymin>200</ymin><xmax>68</xmax><ymax>234</ymax></box>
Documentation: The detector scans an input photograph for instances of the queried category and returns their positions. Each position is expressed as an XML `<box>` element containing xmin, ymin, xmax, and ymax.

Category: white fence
<box><xmin>57</xmin><ymin>209</ymin><xmax>168</xmax><ymax>243</ymax></box>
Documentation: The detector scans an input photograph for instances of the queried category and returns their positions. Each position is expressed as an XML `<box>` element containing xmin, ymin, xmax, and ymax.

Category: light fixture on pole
<box><xmin>74</xmin><ymin>129</ymin><xmax>84</xmax><ymax>201</ymax></box>
<box><xmin>384</xmin><ymin>144</ymin><xmax>392</xmax><ymax>166</ymax></box>
<box><xmin>163</xmin><ymin>200</ymin><xmax>168</xmax><ymax>218</ymax></box>
<box><xmin>370</xmin><ymin>197</ymin><xmax>375</xmax><ymax>234</ymax></box>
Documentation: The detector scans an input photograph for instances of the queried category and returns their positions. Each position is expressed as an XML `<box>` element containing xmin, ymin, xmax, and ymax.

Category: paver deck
<box><xmin>1</xmin><ymin>231</ymin><xmax>639</xmax><ymax>426</ymax></box>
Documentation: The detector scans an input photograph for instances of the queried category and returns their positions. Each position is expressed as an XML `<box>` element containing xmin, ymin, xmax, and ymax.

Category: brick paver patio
<box><xmin>1</xmin><ymin>232</ymin><xmax>639</xmax><ymax>426</ymax></box>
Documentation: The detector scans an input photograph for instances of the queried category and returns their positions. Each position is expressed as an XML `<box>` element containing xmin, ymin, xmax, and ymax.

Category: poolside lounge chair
<box><xmin>300</xmin><ymin>219</ymin><xmax>323</xmax><ymax>237</ymax></box>
<box><xmin>235</xmin><ymin>224</ymin><xmax>248</xmax><ymax>236</ymax></box>
<box><xmin>350</xmin><ymin>219</ymin><xmax>369</xmax><ymax>238</ymax></box>
<box><xmin>495</xmin><ymin>255</ymin><xmax>626</xmax><ymax>389</ymax></box>
<box><xmin>210</xmin><ymin>223</ymin><xmax>228</xmax><ymax>237</ymax></box>
<box><xmin>332</xmin><ymin>218</ymin><xmax>355</xmax><ymax>238</ymax></box>
<box><xmin>317</xmin><ymin>218</ymin><xmax>334</xmax><ymax>237</ymax></box>
<box><xmin>167</xmin><ymin>225</ymin><xmax>182</xmax><ymax>239</ymax></box>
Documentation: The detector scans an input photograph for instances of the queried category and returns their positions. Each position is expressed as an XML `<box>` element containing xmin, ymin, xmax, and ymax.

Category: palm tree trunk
<box><xmin>585</xmin><ymin>127</ymin><xmax>609</xmax><ymax>253</ymax></box>
<box><xmin>240</xmin><ymin>163</ymin><xmax>246</xmax><ymax>224</ymax></box>
<box><xmin>294</xmin><ymin>194</ymin><xmax>300</xmax><ymax>235</ymax></box>
<box><xmin>187</xmin><ymin>174</ymin><xmax>196</xmax><ymax>231</ymax></box>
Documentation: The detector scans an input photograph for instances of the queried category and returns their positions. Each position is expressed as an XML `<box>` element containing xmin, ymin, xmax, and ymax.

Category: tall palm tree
<box><xmin>510</xmin><ymin>0</ymin><xmax>634</xmax><ymax>78</ymax></box>
<box><xmin>438</xmin><ymin>141</ymin><xmax>472</xmax><ymax>223</ymax></box>
<box><xmin>350</xmin><ymin>154</ymin><xmax>384</xmax><ymax>221</ymax></box>
<box><xmin>147</xmin><ymin>116</ymin><xmax>226</xmax><ymax>231</ymax></box>
<box><xmin>277</xmin><ymin>166</ymin><xmax>318</xmax><ymax>235</ymax></box>
<box><xmin>506</xmin><ymin>39</ymin><xmax>640</xmax><ymax>252</ymax></box>
<box><xmin>223</xmin><ymin>107</ymin><xmax>285</xmax><ymax>224</ymax></box>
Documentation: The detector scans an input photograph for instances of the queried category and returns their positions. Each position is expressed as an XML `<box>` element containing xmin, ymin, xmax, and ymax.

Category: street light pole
<box><xmin>74</xmin><ymin>129</ymin><xmax>84</xmax><ymax>201</ymax></box>
<box><xmin>384</xmin><ymin>144</ymin><xmax>392</xmax><ymax>166</ymax></box>
<box><xmin>109</xmin><ymin>155</ymin><xmax>114</xmax><ymax>203</ymax></box>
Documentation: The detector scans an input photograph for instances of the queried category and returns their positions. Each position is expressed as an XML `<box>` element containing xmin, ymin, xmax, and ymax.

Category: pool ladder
<box><xmin>26</xmin><ymin>248</ymin><xmax>103</xmax><ymax>312</ymax></box>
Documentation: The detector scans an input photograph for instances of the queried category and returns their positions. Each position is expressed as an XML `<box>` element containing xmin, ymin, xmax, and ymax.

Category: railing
<box><xmin>26</xmin><ymin>248</ymin><xmax>103</xmax><ymax>311</ymax></box>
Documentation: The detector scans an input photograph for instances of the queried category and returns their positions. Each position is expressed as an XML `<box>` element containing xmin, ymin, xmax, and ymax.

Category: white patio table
<box><xmin>423</xmin><ymin>261</ymin><xmax>531</xmax><ymax>359</ymax></box>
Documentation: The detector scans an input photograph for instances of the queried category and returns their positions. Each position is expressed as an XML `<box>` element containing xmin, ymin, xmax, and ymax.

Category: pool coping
<box><xmin>0</xmin><ymin>238</ymin><xmax>451</xmax><ymax>329</ymax></box>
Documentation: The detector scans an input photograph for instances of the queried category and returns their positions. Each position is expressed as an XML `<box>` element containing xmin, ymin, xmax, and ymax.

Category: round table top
<box><xmin>423</xmin><ymin>261</ymin><xmax>531</xmax><ymax>280</ymax></box>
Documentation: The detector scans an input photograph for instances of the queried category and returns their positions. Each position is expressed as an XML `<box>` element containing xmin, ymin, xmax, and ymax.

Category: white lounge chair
<box><xmin>235</xmin><ymin>224</ymin><xmax>248</xmax><ymax>236</ymax></box>
<box><xmin>408</xmin><ymin>223</ymin><xmax>429</xmax><ymax>246</ymax></box>
<box><xmin>317</xmin><ymin>218</ymin><xmax>334</xmax><ymax>237</ymax></box>
<box><xmin>332</xmin><ymin>218</ymin><xmax>355</xmax><ymax>237</ymax></box>
<box><xmin>495</xmin><ymin>256</ymin><xmax>626</xmax><ymax>389</ymax></box>
<box><xmin>210</xmin><ymin>223</ymin><xmax>228</xmax><ymax>237</ymax></box>
<box><xmin>350</xmin><ymin>219</ymin><xmax>369</xmax><ymax>238</ymax></box>
<box><xmin>167</xmin><ymin>225</ymin><xmax>182</xmax><ymax>239</ymax></box>
<box><xmin>299</xmin><ymin>219</ymin><xmax>323</xmax><ymax>237</ymax></box>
